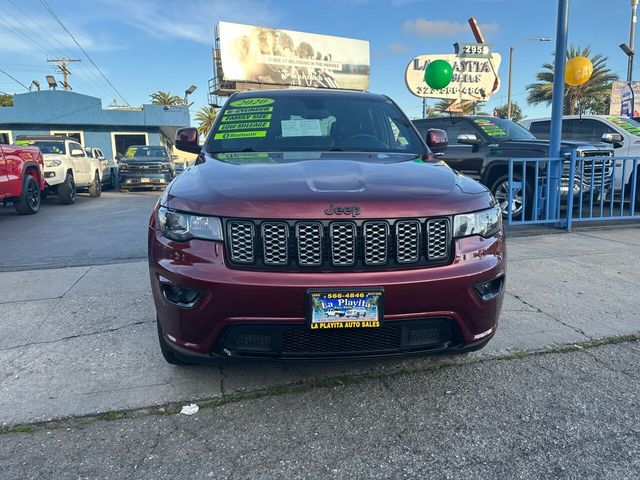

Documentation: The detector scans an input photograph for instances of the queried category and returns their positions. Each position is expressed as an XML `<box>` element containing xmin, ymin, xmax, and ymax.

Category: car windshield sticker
<box><xmin>281</xmin><ymin>119</ymin><xmax>323</xmax><ymax>137</ymax></box>
<box><xmin>221</xmin><ymin>113</ymin><xmax>272</xmax><ymax>122</ymax></box>
<box><xmin>14</xmin><ymin>140</ymin><xmax>31</xmax><ymax>146</ymax></box>
<box><xmin>229</xmin><ymin>97</ymin><xmax>274</xmax><ymax>107</ymax></box>
<box><xmin>474</xmin><ymin>119</ymin><xmax>507</xmax><ymax>137</ymax></box>
<box><xmin>217</xmin><ymin>122</ymin><xmax>271</xmax><ymax>131</ymax></box>
<box><xmin>224</xmin><ymin>106</ymin><xmax>274</xmax><ymax>114</ymax></box>
<box><xmin>214</xmin><ymin>131</ymin><xmax>268</xmax><ymax>140</ymax></box>
<box><xmin>607</xmin><ymin>117</ymin><xmax>640</xmax><ymax>136</ymax></box>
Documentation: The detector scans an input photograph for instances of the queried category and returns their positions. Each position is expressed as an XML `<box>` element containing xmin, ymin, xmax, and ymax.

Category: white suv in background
<box><xmin>522</xmin><ymin>115</ymin><xmax>640</xmax><ymax>202</ymax></box>
<box><xmin>15</xmin><ymin>136</ymin><xmax>102</xmax><ymax>204</ymax></box>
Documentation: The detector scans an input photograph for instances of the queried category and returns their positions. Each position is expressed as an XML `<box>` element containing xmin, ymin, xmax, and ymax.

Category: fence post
<box><xmin>566</xmin><ymin>149</ymin><xmax>576</xmax><ymax>231</ymax></box>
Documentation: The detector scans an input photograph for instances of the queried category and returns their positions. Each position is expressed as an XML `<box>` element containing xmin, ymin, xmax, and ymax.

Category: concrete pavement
<box><xmin>1</xmin><ymin>225</ymin><xmax>639</xmax><ymax>426</ymax></box>
<box><xmin>2</xmin><ymin>341</ymin><xmax>639</xmax><ymax>480</ymax></box>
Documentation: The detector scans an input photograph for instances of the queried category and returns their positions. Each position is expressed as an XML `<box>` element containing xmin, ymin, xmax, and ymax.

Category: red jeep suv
<box><xmin>148</xmin><ymin>90</ymin><xmax>505</xmax><ymax>364</ymax></box>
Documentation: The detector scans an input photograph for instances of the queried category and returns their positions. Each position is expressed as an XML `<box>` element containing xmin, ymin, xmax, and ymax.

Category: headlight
<box><xmin>45</xmin><ymin>159</ymin><xmax>62</xmax><ymax>167</ymax></box>
<box><xmin>158</xmin><ymin>206</ymin><xmax>223</xmax><ymax>242</ymax></box>
<box><xmin>453</xmin><ymin>206</ymin><xmax>502</xmax><ymax>238</ymax></box>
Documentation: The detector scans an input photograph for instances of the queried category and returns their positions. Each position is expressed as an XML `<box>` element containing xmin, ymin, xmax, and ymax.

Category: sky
<box><xmin>0</xmin><ymin>0</ymin><xmax>635</xmax><ymax>123</ymax></box>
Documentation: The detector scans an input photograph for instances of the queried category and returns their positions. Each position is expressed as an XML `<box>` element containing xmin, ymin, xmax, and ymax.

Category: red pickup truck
<box><xmin>0</xmin><ymin>143</ymin><xmax>45</xmax><ymax>214</ymax></box>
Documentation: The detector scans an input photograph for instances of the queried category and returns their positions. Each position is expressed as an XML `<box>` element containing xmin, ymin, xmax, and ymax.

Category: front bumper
<box><xmin>149</xmin><ymin>227</ymin><xmax>506</xmax><ymax>360</ymax></box>
<box><xmin>120</xmin><ymin>172</ymin><xmax>171</xmax><ymax>187</ymax></box>
<box><xmin>43</xmin><ymin>165</ymin><xmax>66</xmax><ymax>187</ymax></box>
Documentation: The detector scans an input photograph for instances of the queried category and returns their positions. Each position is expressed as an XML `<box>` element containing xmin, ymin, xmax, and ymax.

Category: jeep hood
<box><xmin>165</xmin><ymin>152</ymin><xmax>492</xmax><ymax>219</ymax></box>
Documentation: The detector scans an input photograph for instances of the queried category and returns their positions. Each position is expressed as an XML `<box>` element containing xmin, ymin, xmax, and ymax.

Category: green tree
<box><xmin>149</xmin><ymin>91</ymin><xmax>182</xmax><ymax>106</ymax></box>
<box><xmin>195</xmin><ymin>106</ymin><xmax>217</xmax><ymax>136</ymax></box>
<box><xmin>0</xmin><ymin>94</ymin><xmax>13</xmax><ymax>107</ymax></box>
<box><xmin>493</xmin><ymin>102</ymin><xmax>524</xmax><ymax>123</ymax></box>
<box><xmin>526</xmin><ymin>45</ymin><xmax>618</xmax><ymax>115</ymax></box>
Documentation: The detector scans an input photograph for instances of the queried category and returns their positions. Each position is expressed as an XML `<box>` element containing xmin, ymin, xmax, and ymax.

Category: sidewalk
<box><xmin>1</xmin><ymin>226</ymin><xmax>639</xmax><ymax>426</ymax></box>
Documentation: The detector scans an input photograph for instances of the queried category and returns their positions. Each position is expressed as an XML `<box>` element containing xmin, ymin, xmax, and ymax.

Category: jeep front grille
<box><xmin>225</xmin><ymin>218</ymin><xmax>451</xmax><ymax>271</ymax></box>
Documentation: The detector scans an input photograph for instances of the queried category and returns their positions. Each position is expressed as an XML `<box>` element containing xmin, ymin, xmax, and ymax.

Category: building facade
<box><xmin>0</xmin><ymin>90</ymin><xmax>190</xmax><ymax>160</ymax></box>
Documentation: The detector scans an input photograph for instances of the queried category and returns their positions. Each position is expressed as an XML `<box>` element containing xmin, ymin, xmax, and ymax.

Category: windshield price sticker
<box><xmin>281</xmin><ymin>119</ymin><xmax>323</xmax><ymax>137</ymax></box>
<box><xmin>474</xmin><ymin>119</ymin><xmax>507</xmax><ymax>137</ymax></box>
<box><xmin>224</xmin><ymin>107</ymin><xmax>274</xmax><ymax>115</ymax></box>
<box><xmin>308</xmin><ymin>290</ymin><xmax>383</xmax><ymax>330</ymax></box>
<box><xmin>217</xmin><ymin>121</ymin><xmax>271</xmax><ymax>131</ymax></box>
<box><xmin>214</xmin><ymin>131</ymin><xmax>267</xmax><ymax>140</ymax></box>
<box><xmin>221</xmin><ymin>113</ymin><xmax>272</xmax><ymax>122</ymax></box>
<box><xmin>229</xmin><ymin>97</ymin><xmax>274</xmax><ymax>107</ymax></box>
<box><xmin>608</xmin><ymin>117</ymin><xmax>640</xmax><ymax>135</ymax></box>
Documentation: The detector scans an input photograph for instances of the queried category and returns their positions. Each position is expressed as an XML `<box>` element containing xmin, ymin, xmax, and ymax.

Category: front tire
<box><xmin>14</xmin><ymin>175</ymin><xmax>41</xmax><ymax>215</ymax></box>
<box><xmin>88</xmin><ymin>171</ymin><xmax>102</xmax><ymax>198</ymax></box>
<box><xmin>57</xmin><ymin>173</ymin><xmax>76</xmax><ymax>205</ymax></box>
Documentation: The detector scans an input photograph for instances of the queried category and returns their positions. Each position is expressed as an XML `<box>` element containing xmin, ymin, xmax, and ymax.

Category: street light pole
<box><xmin>506</xmin><ymin>38</ymin><xmax>551</xmax><ymax>120</ymax></box>
<box><xmin>628</xmin><ymin>0</ymin><xmax>639</xmax><ymax>82</ymax></box>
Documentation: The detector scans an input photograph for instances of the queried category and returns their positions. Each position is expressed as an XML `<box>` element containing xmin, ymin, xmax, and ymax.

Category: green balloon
<box><xmin>424</xmin><ymin>60</ymin><xmax>453</xmax><ymax>89</ymax></box>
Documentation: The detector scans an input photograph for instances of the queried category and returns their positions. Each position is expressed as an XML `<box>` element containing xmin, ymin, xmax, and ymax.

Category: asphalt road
<box><xmin>0</xmin><ymin>190</ymin><xmax>159</xmax><ymax>271</ymax></box>
<box><xmin>2</xmin><ymin>341</ymin><xmax>639</xmax><ymax>480</ymax></box>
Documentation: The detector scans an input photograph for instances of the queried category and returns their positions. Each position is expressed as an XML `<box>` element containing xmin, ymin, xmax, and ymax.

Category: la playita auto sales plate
<box><xmin>307</xmin><ymin>289</ymin><xmax>383</xmax><ymax>330</ymax></box>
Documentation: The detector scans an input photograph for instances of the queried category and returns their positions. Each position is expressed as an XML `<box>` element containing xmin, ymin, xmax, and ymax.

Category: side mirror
<box><xmin>70</xmin><ymin>149</ymin><xmax>85</xmax><ymax>157</ymax></box>
<box><xmin>426</xmin><ymin>128</ymin><xmax>448</xmax><ymax>156</ymax></box>
<box><xmin>602</xmin><ymin>132</ymin><xmax>624</xmax><ymax>148</ymax></box>
<box><xmin>175</xmin><ymin>127</ymin><xmax>200</xmax><ymax>154</ymax></box>
<box><xmin>457</xmin><ymin>133</ymin><xmax>482</xmax><ymax>146</ymax></box>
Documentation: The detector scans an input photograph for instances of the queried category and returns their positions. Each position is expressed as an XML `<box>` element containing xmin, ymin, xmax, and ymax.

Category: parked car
<box><xmin>118</xmin><ymin>145</ymin><xmax>174</xmax><ymax>191</ymax></box>
<box><xmin>14</xmin><ymin>135</ymin><xmax>102</xmax><ymax>204</ymax></box>
<box><xmin>85</xmin><ymin>147</ymin><xmax>117</xmax><ymax>190</ymax></box>
<box><xmin>522</xmin><ymin>115</ymin><xmax>640</xmax><ymax>203</ymax></box>
<box><xmin>413</xmin><ymin>116</ymin><xmax>613</xmax><ymax>217</ymax></box>
<box><xmin>149</xmin><ymin>89</ymin><xmax>506</xmax><ymax>364</ymax></box>
<box><xmin>0</xmin><ymin>142</ymin><xmax>45</xmax><ymax>214</ymax></box>
<box><xmin>344</xmin><ymin>307</ymin><xmax>369</xmax><ymax>318</ymax></box>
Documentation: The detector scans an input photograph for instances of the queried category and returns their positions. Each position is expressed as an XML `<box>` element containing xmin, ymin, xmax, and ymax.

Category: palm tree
<box><xmin>149</xmin><ymin>91</ymin><xmax>182</xmax><ymax>106</ymax></box>
<box><xmin>195</xmin><ymin>106</ymin><xmax>217</xmax><ymax>136</ymax></box>
<box><xmin>432</xmin><ymin>99</ymin><xmax>488</xmax><ymax>116</ymax></box>
<box><xmin>526</xmin><ymin>45</ymin><xmax>618</xmax><ymax>115</ymax></box>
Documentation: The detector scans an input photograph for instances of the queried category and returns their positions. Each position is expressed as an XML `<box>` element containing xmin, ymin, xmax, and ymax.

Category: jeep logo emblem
<box><xmin>324</xmin><ymin>204</ymin><xmax>361</xmax><ymax>217</ymax></box>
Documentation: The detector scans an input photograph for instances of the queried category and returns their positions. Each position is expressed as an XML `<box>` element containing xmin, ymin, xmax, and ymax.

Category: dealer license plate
<box><xmin>307</xmin><ymin>289</ymin><xmax>383</xmax><ymax>330</ymax></box>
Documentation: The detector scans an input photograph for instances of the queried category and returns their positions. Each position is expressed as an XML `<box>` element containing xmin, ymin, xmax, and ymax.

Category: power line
<box><xmin>38</xmin><ymin>0</ymin><xmax>130</xmax><ymax>106</ymax></box>
<box><xmin>0</xmin><ymin>68</ymin><xmax>30</xmax><ymax>91</ymax></box>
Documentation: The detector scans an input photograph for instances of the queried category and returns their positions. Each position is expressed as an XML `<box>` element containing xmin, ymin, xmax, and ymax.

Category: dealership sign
<box><xmin>405</xmin><ymin>45</ymin><xmax>501</xmax><ymax>101</ymax></box>
<box><xmin>217</xmin><ymin>22</ymin><xmax>370</xmax><ymax>92</ymax></box>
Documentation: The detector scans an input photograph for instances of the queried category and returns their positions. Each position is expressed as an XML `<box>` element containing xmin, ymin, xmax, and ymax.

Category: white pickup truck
<box><xmin>14</xmin><ymin>136</ymin><xmax>102</xmax><ymax>204</ymax></box>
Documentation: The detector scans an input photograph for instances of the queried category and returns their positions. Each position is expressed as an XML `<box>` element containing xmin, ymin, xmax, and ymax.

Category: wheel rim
<box><xmin>70</xmin><ymin>178</ymin><xmax>76</xmax><ymax>200</ymax></box>
<box><xmin>493</xmin><ymin>181</ymin><xmax>523</xmax><ymax>216</ymax></box>
<box><xmin>27</xmin><ymin>179</ymin><xmax>39</xmax><ymax>210</ymax></box>
<box><xmin>96</xmin><ymin>177</ymin><xmax>101</xmax><ymax>194</ymax></box>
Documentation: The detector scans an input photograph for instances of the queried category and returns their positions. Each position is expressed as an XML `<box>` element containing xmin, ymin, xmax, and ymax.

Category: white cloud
<box><xmin>402</xmin><ymin>18</ymin><xmax>499</xmax><ymax>38</ymax></box>
<box><xmin>99</xmin><ymin>0</ymin><xmax>276</xmax><ymax>45</ymax></box>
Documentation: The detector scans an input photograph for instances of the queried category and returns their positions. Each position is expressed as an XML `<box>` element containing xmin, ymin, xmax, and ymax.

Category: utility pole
<box><xmin>422</xmin><ymin>97</ymin><xmax>427</xmax><ymax>118</ymax></box>
<box><xmin>47</xmin><ymin>58</ymin><xmax>81</xmax><ymax>91</ymax></box>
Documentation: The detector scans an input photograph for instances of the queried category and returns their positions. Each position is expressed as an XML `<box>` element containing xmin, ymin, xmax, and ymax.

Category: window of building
<box><xmin>0</xmin><ymin>130</ymin><xmax>12</xmax><ymax>144</ymax></box>
<box><xmin>111</xmin><ymin>132</ymin><xmax>149</xmax><ymax>159</ymax></box>
<box><xmin>51</xmin><ymin>131</ymin><xmax>84</xmax><ymax>145</ymax></box>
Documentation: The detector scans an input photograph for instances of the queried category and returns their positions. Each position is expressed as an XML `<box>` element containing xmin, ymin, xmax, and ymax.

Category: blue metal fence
<box><xmin>506</xmin><ymin>152</ymin><xmax>640</xmax><ymax>230</ymax></box>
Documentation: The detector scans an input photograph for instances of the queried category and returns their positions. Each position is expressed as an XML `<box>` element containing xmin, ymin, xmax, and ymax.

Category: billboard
<box><xmin>405</xmin><ymin>48</ymin><xmax>501</xmax><ymax>101</ymax></box>
<box><xmin>217</xmin><ymin>22</ymin><xmax>370</xmax><ymax>92</ymax></box>
<box><xmin>609</xmin><ymin>81</ymin><xmax>640</xmax><ymax>117</ymax></box>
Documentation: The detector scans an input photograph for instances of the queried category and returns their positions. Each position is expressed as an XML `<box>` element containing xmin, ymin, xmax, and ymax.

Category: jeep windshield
<box><xmin>473</xmin><ymin>118</ymin><xmax>536</xmax><ymax>141</ymax></box>
<box><xmin>206</xmin><ymin>94</ymin><xmax>425</xmax><ymax>156</ymax></box>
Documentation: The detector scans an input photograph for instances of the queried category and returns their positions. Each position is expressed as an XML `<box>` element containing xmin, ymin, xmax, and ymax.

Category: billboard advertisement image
<box><xmin>217</xmin><ymin>22</ymin><xmax>370</xmax><ymax>91</ymax></box>
<box><xmin>610</xmin><ymin>81</ymin><xmax>640</xmax><ymax>117</ymax></box>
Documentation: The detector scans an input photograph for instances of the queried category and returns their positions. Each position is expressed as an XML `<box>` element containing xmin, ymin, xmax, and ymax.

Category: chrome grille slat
<box><xmin>363</xmin><ymin>222</ymin><xmax>388</xmax><ymax>265</ymax></box>
<box><xmin>262</xmin><ymin>222</ymin><xmax>289</xmax><ymax>265</ymax></box>
<box><xmin>396</xmin><ymin>221</ymin><xmax>420</xmax><ymax>264</ymax></box>
<box><xmin>228</xmin><ymin>221</ymin><xmax>255</xmax><ymax>263</ymax></box>
<box><xmin>330</xmin><ymin>222</ymin><xmax>356</xmax><ymax>266</ymax></box>
<box><xmin>296</xmin><ymin>222</ymin><xmax>323</xmax><ymax>266</ymax></box>
<box><xmin>426</xmin><ymin>219</ymin><xmax>449</xmax><ymax>260</ymax></box>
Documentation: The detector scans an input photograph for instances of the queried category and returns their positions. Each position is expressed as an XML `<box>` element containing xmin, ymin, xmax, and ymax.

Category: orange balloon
<box><xmin>565</xmin><ymin>56</ymin><xmax>593</xmax><ymax>86</ymax></box>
